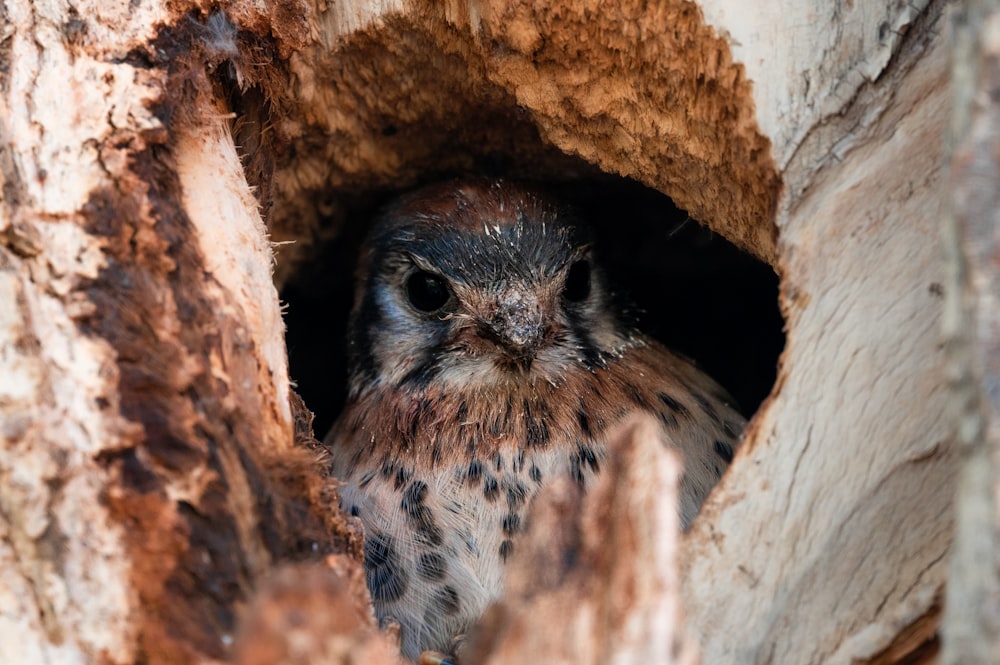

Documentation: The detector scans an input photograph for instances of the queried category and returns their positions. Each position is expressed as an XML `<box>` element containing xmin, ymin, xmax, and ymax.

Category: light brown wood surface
<box><xmin>0</xmin><ymin>0</ymin><xmax>981</xmax><ymax>663</ymax></box>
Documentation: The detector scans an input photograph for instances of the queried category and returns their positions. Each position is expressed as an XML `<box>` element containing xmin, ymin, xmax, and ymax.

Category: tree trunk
<box><xmin>940</xmin><ymin>1</ymin><xmax>1000</xmax><ymax>663</ymax></box>
<box><xmin>0</xmin><ymin>3</ymin><xmax>364</xmax><ymax>661</ymax></box>
<box><xmin>0</xmin><ymin>0</ymin><xmax>979</xmax><ymax>663</ymax></box>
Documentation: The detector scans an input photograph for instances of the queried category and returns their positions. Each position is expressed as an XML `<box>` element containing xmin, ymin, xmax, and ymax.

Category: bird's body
<box><xmin>324</xmin><ymin>179</ymin><xmax>744</xmax><ymax>660</ymax></box>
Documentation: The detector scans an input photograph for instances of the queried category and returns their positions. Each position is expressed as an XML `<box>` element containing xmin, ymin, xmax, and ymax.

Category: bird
<box><xmin>323</xmin><ymin>178</ymin><xmax>745</xmax><ymax>661</ymax></box>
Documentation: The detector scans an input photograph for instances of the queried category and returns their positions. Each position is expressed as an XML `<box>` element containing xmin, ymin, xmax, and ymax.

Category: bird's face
<box><xmin>346</xmin><ymin>180</ymin><xmax>630</xmax><ymax>394</ymax></box>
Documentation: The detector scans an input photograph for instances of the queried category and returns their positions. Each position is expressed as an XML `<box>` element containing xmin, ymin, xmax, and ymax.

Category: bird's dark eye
<box><xmin>563</xmin><ymin>259</ymin><xmax>592</xmax><ymax>303</ymax></box>
<box><xmin>406</xmin><ymin>270</ymin><xmax>452</xmax><ymax>313</ymax></box>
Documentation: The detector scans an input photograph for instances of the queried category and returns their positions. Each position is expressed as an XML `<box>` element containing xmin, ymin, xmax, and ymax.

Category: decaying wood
<box><xmin>464</xmin><ymin>417</ymin><xmax>696</xmax><ymax>665</ymax></box>
<box><xmin>265</xmin><ymin>0</ymin><xmax>781</xmax><ymax>285</ymax></box>
<box><xmin>0</xmin><ymin>2</ymin><xmax>359</xmax><ymax>662</ymax></box>
<box><xmin>0</xmin><ymin>0</ymin><xmax>978</xmax><ymax>663</ymax></box>
<box><xmin>232</xmin><ymin>556</ymin><xmax>400</xmax><ymax>665</ymax></box>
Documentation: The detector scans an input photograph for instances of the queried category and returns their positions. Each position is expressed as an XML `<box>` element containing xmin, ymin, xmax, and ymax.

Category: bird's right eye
<box><xmin>405</xmin><ymin>270</ymin><xmax>452</xmax><ymax>313</ymax></box>
<box><xmin>562</xmin><ymin>259</ymin><xmax>592</xmax><ymax>303</ymax></box>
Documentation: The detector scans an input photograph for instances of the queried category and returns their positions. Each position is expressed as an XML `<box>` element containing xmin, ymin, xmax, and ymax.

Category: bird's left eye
<box><xmin>405</xmin><ymin>270</ymin><xmax>452</xmax><ymax>313</ymax></box>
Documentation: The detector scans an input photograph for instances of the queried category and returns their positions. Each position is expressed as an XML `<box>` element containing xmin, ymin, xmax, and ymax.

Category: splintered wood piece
<box><xmin>463</xmin><ymin>416</ymin><xmax>697</xmax><ymax>665</ymax></box>
<box><xmin>233</xmin><ymin>556</ymin><xmax>401</xmax><ymax>665</ymax></box>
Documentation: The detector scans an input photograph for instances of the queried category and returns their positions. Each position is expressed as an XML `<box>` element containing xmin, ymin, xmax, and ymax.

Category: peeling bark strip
<box><xmin>80</xmin><ymin>175</ymin><xmax>264</xmax><ymax>660</ymax></box>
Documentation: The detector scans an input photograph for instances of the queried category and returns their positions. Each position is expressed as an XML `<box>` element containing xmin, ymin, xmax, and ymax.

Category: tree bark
<box><xmin>0</xmin><ymin>0</ymin><xmax>973</xmax><ymax>663</ymax></box>
<box><xmin>683</xmin><ymin>3</ymin><xmax>952</xmax><ymax>663</ymax></box>
<box><xmin>940</xmin><ymin>0</ymin><xmax>1000</xmax><ymax>662</ymax></box>
<box><xmin>0</xmin><ymin>3</ymin><xmax>362</xmax><ymax>662</ymax></box>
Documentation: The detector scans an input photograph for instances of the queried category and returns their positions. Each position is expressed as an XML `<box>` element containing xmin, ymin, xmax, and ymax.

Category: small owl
<box><xmin>324</xmin><ymin>179</ymin><xmax>744</xmax><ymax>661</ymax></box>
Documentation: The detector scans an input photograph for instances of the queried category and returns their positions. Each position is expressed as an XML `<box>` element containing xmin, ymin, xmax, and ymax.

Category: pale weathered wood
<box><xmin>683</xmin><ymin>3</ymin><xmax>953</xmax><ymax>663</ymax></box>
<box><xmin>0</xmin><ymin>0</ymin><xmax>167</xmax><ymax>659</ymax></box>
<box><xmin>699</xmin><ymin>0</ymin><xmax>931</xmax><ymax>176</ymax></box>
<box><xmin>940</xmin><ymin>1</ymin><xmax>1000</xmax><ymax>662</ymax></box>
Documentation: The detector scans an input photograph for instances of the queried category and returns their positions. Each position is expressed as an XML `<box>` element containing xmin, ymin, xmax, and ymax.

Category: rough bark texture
<box><xmin>0</xmin><ymin>3</ymin><xmax>363</xmax><ymax>662</ymax></box>
<box><xmin>232</xmin><ymin>556</ymin><xmax>400</xmax><ymax>665</ymax></box>
<box><xmin>0</xmin><ymin>0</ymin><xmax>974</xmax><ymax>663</ymax></box>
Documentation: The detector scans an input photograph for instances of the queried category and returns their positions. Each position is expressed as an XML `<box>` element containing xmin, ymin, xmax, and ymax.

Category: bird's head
<box><xmin>346</xmin><ymin>179</ymin><xmax>631</xmax><ymax>394</ymax></box>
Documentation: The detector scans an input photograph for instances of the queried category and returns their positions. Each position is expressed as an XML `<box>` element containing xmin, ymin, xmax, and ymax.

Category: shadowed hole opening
<box><xmin>280</xmin><ymin>171</ymin><xmax>784</xmax><ymax>439</ymax></box>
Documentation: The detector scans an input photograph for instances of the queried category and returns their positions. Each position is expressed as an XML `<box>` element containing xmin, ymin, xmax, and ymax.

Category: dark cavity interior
<box><xmin>281</xmin><ymin>174</ymin><xmax>784</xmax><ymax>439</ymax></box>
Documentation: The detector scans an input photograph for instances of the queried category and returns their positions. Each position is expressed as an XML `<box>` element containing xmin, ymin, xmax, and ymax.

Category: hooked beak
<box><xmin>478</xmin><ymin>292</ymin><xmax>546</xmax><ymax>370</ymax></box>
